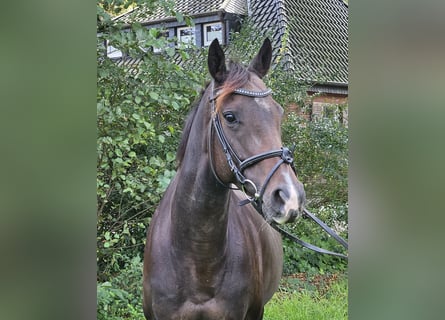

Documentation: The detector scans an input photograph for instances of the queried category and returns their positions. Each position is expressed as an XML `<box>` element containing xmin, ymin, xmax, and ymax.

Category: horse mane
<box><xmin>176</xmin><ymin>61</ymin><xmax>250</xmax><ymax>167</ymax></box>
<box><xmin>175</xmin><ymin>86</ymin><xmax>206</xmax><ymax>168</ymax></box>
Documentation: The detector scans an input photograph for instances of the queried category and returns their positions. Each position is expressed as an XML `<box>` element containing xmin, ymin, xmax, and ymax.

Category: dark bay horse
<box><xmin>143</xmin><ymin>38</ymin><xmax>306</xmax><ymax>319</ymax></box>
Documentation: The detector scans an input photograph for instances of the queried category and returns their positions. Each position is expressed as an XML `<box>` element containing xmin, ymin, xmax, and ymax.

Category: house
<box><xmin>112</xmin><ymin>0</ymin><xmax>247</xmax><ymax>49</ymax></box>
<box><xmin>110</xmin><ymin>0</ymin><xmax>348</xmax><ymax>122</ymax></box>
<box><xmin>248</xmin><ymin>0</ymin><xmax>348</xmax><ymax>122</ymax></box>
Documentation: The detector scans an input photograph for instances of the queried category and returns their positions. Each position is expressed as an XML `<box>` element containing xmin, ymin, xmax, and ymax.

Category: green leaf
<box><xmin>135</xmin><ymin>96</ymin><xmax>142</xmax><ymax>104</ymax></box>
<box><xmin>175</xmin><ymin>12</ymin><xmax>184</xmax><ymax>23</ymax></box>
<box><xmin>165</xmin><ymin>47</ymin><xmax>175</xmax><ymax>57</ymax></box>
<box><xmin>166</xmin><ymin>152</ymin><xmax>175</xmax><ymax>162</ymax></box>
<box><xmin>149</xmin><ymin>28</ymin><xmax>158</xmax><ymax>38</ymax></box>
<box><xmin>149</xmin><ymin>156</ymin><xmax>162</xmax><ymax>167</ymax></box>
<box><xmin>184</xmin><ymin>16</ymin><xmax>194</xmax><ymax>26</ymax></box>
<box><xmin>149</xmin><ymin>92</ymin><xmax>159</xmax><ymax>100</ymax></box>
<box><xmin>171</xmin><ymin>101</ymin><xmax>180</xmax><ymax>110</ymax></box>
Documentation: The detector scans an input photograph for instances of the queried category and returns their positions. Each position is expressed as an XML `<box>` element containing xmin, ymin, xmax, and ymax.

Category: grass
<box><xmin>97</xmin><ymin>269</ymin><xmax>347</xmax><ymax>320</ymax></box>
<box><xmin>264</xmin><ymin>273</ymin><xmax>348</xmax><ymax>320</ymax></box>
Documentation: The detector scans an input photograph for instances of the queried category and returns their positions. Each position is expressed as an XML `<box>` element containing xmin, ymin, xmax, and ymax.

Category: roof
<box><xmin>114</xmin><ymin>0</ymin><xmax>247</xmax><ymax>25</ymax></box>
<box><xmin>250</xmin><ymin>0</ymin><xmax>348</xmax><ymax>85</ymax></box>
<box><xmin>112</xmin><ymin>0</ymin><xmax>348</xmax><ymax>88</ymax></box>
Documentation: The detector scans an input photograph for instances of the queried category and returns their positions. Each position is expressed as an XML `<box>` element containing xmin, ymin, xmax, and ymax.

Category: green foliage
<box><xmin>97</xmin><ymin>0</ymin><xmax>205</xmax><ymax>280</ymax></box>
<box><xmin>280</xmin><ymin>114</ymin><xmax>348</xmax><ymax>274</ymax></box>
<box><xmin>282</xmin><ymin>206</ymin><xmax>348</xmax><ymax>275</ymax></box>
<box><xmin>283</xmin><ymin>113</ymin><xmax>348</xmax><ymax>208</ymax></box>
<box><xmin>97</xmin><ymin>256</ymin><xmax>145</xmax><ymax>320</ymax></box>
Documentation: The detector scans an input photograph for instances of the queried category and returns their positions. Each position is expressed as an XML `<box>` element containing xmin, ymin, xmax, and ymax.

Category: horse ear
<box><xmin>208</xmin><ymin>38</ymin><xmax>227</xmax><ymax>83</ymax></box>
<box><xmin>248</xmin><ymin>38</ymin><xmax>272</xmax><ymax>78</ymax></box>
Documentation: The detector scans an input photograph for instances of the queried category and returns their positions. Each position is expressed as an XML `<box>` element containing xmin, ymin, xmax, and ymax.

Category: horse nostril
<box><xmin>272</xmin><ymin>185</ymin><xmax>304</xmax><ymax>215</ymax></box>
<box><xmin>272</xmin><ymin>189</ymin><xmax>289</xmax><ymax>207</ymax></box>
<box><xmin>269</xmin><ymin>187</ymin><xmax>302</xmax><ymax>224</ymax></box>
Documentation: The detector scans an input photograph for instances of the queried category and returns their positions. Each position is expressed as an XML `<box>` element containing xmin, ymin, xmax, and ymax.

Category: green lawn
<box><xmin>97</xmin><ymin>271</ymin><xmax>347</xmax><ymax>319</ymax></box>
<box><xmin>264</xmin><ymin>274</ymin><xmax>348</xmax><ymax>320</ymax></box>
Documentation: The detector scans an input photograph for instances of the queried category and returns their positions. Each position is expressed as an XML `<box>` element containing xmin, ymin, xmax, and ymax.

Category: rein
<box><xmin>208</xmin><ymin>81</ymin><xmax>348</xmax><ymax>260</ymax></box>
<box><xmin>271</xmin><ymin>208</ymin><xmax>348</xmax><ymax>260</ymax></box>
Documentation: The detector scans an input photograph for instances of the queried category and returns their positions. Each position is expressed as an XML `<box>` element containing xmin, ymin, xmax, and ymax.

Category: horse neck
<box><xmin>171</xmin><ymin>91</ymin><xmax>230</xmax><ymax>260</ymax></box>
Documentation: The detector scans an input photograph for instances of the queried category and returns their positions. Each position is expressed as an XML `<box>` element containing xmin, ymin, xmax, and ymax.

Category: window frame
<box><xmin>176</xmin><ymin>26</ymin><xmax>196</xmax><ymax>47</ymax></box>
<box><xmin>203</xmin><ymin>22</ymin><xmax>223</xmax><ymax>46</ymax></box>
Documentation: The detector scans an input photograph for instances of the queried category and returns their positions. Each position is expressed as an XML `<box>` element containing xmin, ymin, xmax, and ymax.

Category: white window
<box><xmin>203</xmin><ymin>22</ymin><xmax>223</xmax><ymax>46</ymax></box>
<box><xmin>106</xmin><ymin>41</ymin><xmax>123</xmax><ymax>58</ymax></box>
<box><xmin>177</xmin><ymin>26</ymin><xmax>196</xmax><ymax>47</ymax></box>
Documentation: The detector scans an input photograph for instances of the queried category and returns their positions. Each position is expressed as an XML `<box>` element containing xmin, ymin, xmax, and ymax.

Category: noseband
<box><xmin>208</xmin><ymin>82</ymin><xmax>296</xmax><ymax>211</ymax></box>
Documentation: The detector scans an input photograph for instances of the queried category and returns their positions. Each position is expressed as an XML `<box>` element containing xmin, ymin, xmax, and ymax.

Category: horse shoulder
<box><xmin>143</xmin><ymin>175</ymin><xmax>180</xmax><ymax>313</ymax></box>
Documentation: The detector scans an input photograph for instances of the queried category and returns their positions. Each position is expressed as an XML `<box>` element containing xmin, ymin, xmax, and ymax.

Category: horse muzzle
<box><xmin>269</xmin><ymin>181</ymin><xmax>306</xmax><ymax>224</ymax></box>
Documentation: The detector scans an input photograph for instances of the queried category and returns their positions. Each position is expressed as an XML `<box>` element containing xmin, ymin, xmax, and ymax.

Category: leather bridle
<box><xmin>208</xmin><ymin>81</ymin><xmax>348</xmax><ymax>259</ymax></box>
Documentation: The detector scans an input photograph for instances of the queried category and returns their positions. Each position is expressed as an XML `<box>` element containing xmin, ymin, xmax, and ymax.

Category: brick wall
<box><xmin>285</xmin><ymin>92</ymin><xmax>348</xmax><ymax>125</ymax></box>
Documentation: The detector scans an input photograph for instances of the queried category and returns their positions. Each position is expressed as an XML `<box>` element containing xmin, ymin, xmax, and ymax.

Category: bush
<box><xmin>281</xmin><ymin>114</ymin><xmax>348</xmax><ymax>274</ymax></box>
<box><xmin>282</xmin><ymin>204</ymin><xmax>348</xmax><ymax>275</ymax></box>
<box><xmin>97</xmin><ymin>256</ymin><xmax>145</xmax><ymax>320</ymax></box>
<box><xmin>283</xmin><ymin>113</ymin><xmax>348</xmax><ymax>208</ymax></box>
<box><xmin>97</xmin><ymin>1</ymin><xmax>205</xmax><ymax>280</ymax></box>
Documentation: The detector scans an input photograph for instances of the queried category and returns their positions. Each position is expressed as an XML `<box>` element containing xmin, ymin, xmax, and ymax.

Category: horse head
<box><xmin>207</xmin><ymin>38</ymin><xmax>306</xmax><ymax>224</ymax></box>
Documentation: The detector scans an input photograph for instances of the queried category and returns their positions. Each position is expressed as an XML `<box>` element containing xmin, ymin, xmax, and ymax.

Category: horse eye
<box><xmin>223</xmin><ymin>112</ymin><xmax>237</xmax><ymax>123</ymax></box>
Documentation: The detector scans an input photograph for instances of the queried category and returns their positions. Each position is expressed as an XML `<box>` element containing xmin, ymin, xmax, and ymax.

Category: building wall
<box><xmin>286</xmin><ymin>92</ymin><xmax>348</xmax><ymax>125</ymax></box>
<box><xmin>311</xmin><ymin>93</ymin><xmax>348</xmax><ymax>125</ymax></box>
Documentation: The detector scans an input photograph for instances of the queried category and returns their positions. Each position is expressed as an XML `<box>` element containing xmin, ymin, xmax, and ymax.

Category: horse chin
<box><xmin>270</xmin><ymin>209</ymin><xmax>302</xmax><ymax>225</ymax></box>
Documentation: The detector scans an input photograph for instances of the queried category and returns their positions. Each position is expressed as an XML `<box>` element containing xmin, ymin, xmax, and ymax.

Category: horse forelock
<box><xmin>215</xmin><ymin>61</ymin><xmax>250</xmax><ymax>112</ymax></box>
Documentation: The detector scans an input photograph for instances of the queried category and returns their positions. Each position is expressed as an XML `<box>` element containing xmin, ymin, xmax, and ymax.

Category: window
<box><xmin>106</xmin><ymin>41</ymin><xmax>122</xmax><ymax>59</ymax></box>
<box><xmin>177</xmin><ymin>26</ymin><xmax>196</xmax><ymax>47</ymax></box>
<box><xmin>203</xmin><ymin>22</ymin><xmax>223</xmax><ymax>46</ymax></box>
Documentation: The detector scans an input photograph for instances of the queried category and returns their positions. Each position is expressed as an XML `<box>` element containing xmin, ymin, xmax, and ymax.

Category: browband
<box><xmin>210</xmin><ymin>87</ymin><xmax>273</xmax><ymax>101</ymax></box>
<box><xmin>232</xmin><ymin>88</ymin><xmax>272</xmax><ymax>97</ymax></box>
